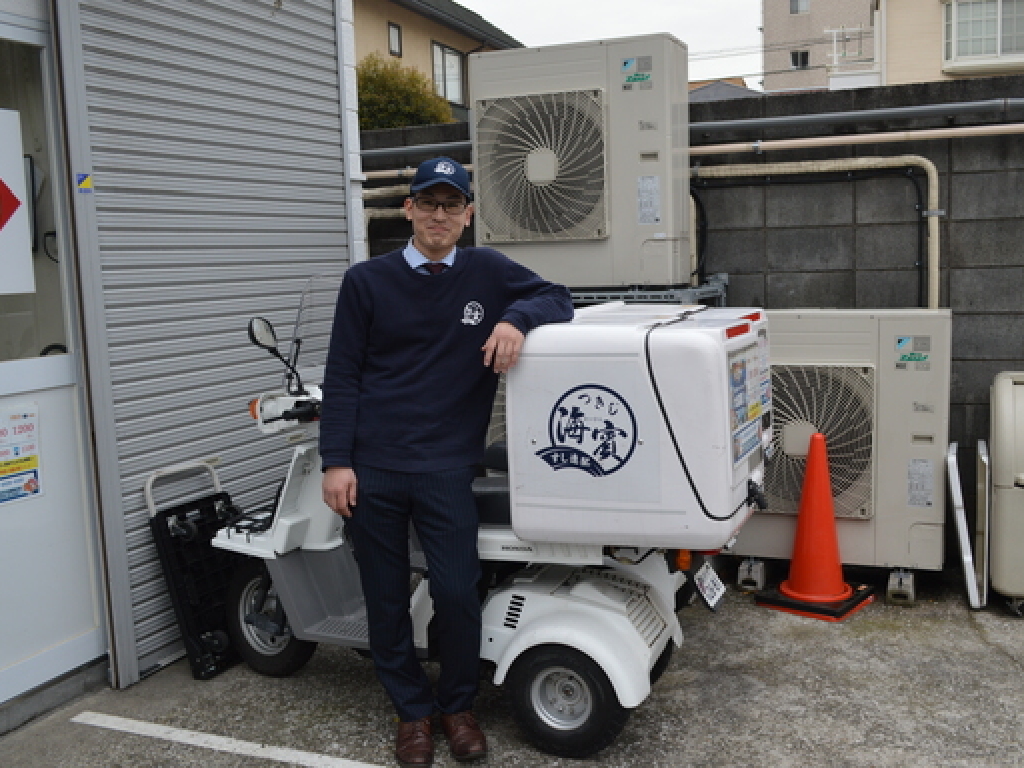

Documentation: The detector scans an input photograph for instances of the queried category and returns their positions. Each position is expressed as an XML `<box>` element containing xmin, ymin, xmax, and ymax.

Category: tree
<box><xmin>357</xmin><ymin>53</ymin><xmax>453</xmax><ymax>130</ymax></box>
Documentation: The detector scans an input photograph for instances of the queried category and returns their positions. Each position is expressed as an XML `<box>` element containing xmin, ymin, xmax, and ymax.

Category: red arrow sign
<box><xmin>0</xmin><ymin>178</ymin><xmax>23</xmax><ymax>232</ymax></box>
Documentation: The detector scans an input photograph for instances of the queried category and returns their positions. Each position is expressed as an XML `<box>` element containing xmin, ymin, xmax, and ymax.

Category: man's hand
<box><xmin>323</xmin><ymin>466</ymin><xmax>357</xmax><ymax>518</ymax></box>
<box><xmin>482</xmin><ymin>321</ymin><xmax>525</xmax><ymax>374</ymax></box>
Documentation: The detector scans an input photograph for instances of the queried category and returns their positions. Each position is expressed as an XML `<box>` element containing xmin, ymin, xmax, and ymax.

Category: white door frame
<box><xmin>0</xmin><ymin>8</ymin><xmax>115</xmax><ymax>695</ymax></box>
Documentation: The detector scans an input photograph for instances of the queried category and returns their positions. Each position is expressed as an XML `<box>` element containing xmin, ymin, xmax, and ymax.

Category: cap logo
<box><xmin>435</xmin><ymin>160</ymin><xmax>457</xmax><ymax>175</ymax></box>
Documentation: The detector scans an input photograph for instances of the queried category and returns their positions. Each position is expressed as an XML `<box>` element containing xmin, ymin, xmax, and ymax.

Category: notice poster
<box><xmin>0</xmin><ymin>405</ymin><xmax>41</xmax><ymax>505</ymax></box>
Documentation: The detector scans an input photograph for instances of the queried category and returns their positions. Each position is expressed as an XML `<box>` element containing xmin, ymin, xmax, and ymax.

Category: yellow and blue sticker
<box><xmin>76</xmin><ymin>173</ymin><xmax>93</xmax><ymax>193</ymax></box>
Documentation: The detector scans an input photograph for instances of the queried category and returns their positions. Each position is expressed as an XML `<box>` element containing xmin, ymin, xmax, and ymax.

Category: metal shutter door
<box><xmin>58</xmin><ymin>0</ymin><xmax>356</xmax><ymax>685</ymax></box>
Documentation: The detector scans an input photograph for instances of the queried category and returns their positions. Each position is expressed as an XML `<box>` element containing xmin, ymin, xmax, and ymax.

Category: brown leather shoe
<box><xmin>439</xmin><ymin>711</ymin><xmax>487</xmax><ymax>762</ymax></box>
<box><xmin>395</xmin><ymin>716</ymin><xmax>433</xmax><ymax>767</ymax></box>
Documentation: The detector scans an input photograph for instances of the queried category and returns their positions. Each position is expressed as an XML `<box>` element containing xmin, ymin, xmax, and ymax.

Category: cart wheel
<box><xmin>200</xmin><ymin>630</ymin><xmax>231</xmax><ymax>654</ymax></box>
<box><xmin>169</xmin><ymin>518</ymin><xmax>197</xmax><ymax>542</ymax></box>
<box><xmin>226</xmin><ymin>559</ymin><xmax>316</xmax><ymax>677</ymax></box>
<box><xmin>649</xmin><ymin>640</ymin><xmax>674</xmax><ymax>685</ymax></box>
<box><xmin>506</xmin><ymin>644</ymin><xmax>630</xmax><ymax>758</ymax></box>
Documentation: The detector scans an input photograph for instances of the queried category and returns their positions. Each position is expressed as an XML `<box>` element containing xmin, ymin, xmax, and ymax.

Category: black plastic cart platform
<box><xmin>148</xmin><ymin>484</ymin><xmax>245</xmax><ymax>680</ymax></box>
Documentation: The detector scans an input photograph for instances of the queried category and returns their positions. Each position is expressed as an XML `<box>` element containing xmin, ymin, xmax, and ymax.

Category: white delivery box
<box><xmin>506</xmin><ymin>303</ymin><xmax>771</xmax><ymax>549</ymax></box>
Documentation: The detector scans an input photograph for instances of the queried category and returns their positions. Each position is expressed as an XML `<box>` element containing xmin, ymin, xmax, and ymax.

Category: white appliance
<box><xmin>732</xmin><ymin>309</ymin><xmax>951</xmax><ymax>570</ymax></box>
<box><xmin>506</xmin><ymin>303</ymin><xmax>770</xmax><ymax>549</ymax></box>
<box><xmin>468</xmin><ymin>34</ymin><xmax>689</xmax><ymax>289</ymax></box>
<box><xmin>988</xmin><ymin>371</ymin><xmax>1024</xmax><ymax>603</ymax></box>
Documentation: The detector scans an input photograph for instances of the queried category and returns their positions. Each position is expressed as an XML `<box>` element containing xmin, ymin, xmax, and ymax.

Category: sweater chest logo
<box><xmin>536</xmin><ymin>384</ymin><xmax>637</xmax><ymax>477</ymax></box>
<box><xmin>461</xmin><ymin>301</ymin><xmax>484</xmax><ymax>325</ymax></box>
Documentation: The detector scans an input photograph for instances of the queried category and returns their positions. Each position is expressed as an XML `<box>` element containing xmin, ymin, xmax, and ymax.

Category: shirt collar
<box><xmin>403</xmin><ymin>239</ymin><xmax>457</xmax><ymax>271</ymax></box>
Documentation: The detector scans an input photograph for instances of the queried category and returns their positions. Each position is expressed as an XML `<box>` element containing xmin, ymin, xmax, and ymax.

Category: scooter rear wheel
<box><xmin>506</xmin><ymin>644</ymin><xmax>630</xmax><ymax>758</ymax></box>
<box><xmin>226</xmin><ymin>558</ymin><xmax>316</xmax><ymax>677</ymax></box>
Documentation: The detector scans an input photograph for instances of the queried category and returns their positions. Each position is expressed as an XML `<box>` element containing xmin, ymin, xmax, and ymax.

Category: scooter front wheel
<box><xmin>226</xmin><ymin>558</ymin><xmax>316</xmax><ymax>677</ymax></box>
<box><xmin>506</xmin><ymin>644</ymin><xmax>630</xmax><ymax>758</ymax></box>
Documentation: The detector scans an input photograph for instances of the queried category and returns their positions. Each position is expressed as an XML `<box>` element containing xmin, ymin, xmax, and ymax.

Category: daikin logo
<box><xmin>536</xmin><ymin>384</ymin><xmax>637</xmax><ymax>477</ymax></box>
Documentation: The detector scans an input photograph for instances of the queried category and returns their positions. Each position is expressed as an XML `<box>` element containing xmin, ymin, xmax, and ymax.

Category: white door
<box><xmin>0</xmin><ymin>15</ymin><xmax>107</xmax><ymax>705</ymax></box>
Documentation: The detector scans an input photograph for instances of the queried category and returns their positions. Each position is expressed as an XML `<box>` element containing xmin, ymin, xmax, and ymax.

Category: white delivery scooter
<box><xmin>213</xmin><ymin>281</ymin><xmax>771</xmax><ymax>758</ymax></box>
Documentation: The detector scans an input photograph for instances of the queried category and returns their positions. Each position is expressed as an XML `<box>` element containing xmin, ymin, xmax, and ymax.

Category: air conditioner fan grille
<box><xmin>475</xmin><ymin>90</ymin><xmax>607</xmax><ymax>242</ymax></box>
<box><xmin>763</xmin><ymin>365</ymin><xmax>875</xmax><ymax>519</ymax></box>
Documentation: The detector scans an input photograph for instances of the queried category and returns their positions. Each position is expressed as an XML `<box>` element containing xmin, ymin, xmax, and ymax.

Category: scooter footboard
<box><xmin>265</xmin><ymin>546</ymin><xmax>368</xmax><ymax>646</ymax></box>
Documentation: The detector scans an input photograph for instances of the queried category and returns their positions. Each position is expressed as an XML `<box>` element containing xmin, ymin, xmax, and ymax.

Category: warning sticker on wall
<box><xmin>907</xmin><ymin>458</ymin><xmax>934</xmax><ymax>508</ymax></box>
<box><xmin>0</xmin><ymin>406</ymin><xmax>41</xmax><ymax>506</ymax></box>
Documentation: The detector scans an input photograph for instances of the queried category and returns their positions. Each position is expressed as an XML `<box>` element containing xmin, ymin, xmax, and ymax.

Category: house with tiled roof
<box><xmin>354</xmin><ymin>0</ymin><xmax>521</xmax><ymax>118</ymax></box>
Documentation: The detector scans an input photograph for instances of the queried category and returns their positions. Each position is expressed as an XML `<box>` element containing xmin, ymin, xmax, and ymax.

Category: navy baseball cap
<box><xmin>409</xmin><ymin>156</ymin><xmax>472</xmax><ymax>199</ymax></box>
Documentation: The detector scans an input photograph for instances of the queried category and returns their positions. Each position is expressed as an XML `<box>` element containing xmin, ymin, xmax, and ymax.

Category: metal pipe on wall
<box><xmin>689</xmin><ymin>98</ymin><xmax>1024</xmax><ymax>134</ymax></box>
<box><xmin>689</xmin><ymin>121</ymin><xmax>1024</xmax><ymax>156</ymax></box>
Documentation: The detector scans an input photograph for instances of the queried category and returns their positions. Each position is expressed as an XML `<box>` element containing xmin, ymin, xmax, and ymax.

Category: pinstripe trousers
<box><xmin>346</xmin><ymin>464</ymin><xmax>482</xmax><ymax>722</ymax></box>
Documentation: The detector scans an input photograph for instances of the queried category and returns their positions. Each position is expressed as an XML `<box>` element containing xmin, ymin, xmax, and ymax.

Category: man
<box><xmin>320</xmin><ymin>156</ymin><xmax>573</xmax><ymax>767</ymax></box>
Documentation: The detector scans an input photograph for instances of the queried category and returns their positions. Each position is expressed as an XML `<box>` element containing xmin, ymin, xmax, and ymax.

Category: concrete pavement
<box><xmin>2</xmin><ymin>565</ymin><xmax>1023</xmax><ymax>767</ymax></box>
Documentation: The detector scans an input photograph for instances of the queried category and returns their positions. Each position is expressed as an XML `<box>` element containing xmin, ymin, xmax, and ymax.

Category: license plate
<box><xmin>694</xmin><ymin>561</ymin><xmax>726</xmax><ymax>611</ymax></box>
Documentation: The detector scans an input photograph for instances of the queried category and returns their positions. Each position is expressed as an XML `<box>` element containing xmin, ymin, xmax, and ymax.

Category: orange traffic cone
<box><xmin>755</xmin><ymin>432</ymin><xmax>874</xmax><ymax>621</ymax></box>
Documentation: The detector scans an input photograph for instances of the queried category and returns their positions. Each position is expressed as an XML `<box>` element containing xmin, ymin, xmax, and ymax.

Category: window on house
<box><xmin>945</xmin><ymin>0</ymin><xmax>1024</xmax><ymax>59</ymax></box>
<box><xmin>388</xmin><ymin>23</ymin><xmax>402</xmax><ymax>57</ymax></box>
<box><xmin>790</xmin><ymin>50</ymin><xmax>810</xmax><ymax>69</ymax></box>
<box><xmin>432</xmin><ymin>42</ymin><xmax>465</xmax><ymax>105</ymax></box>
<box><xmin>1004</xmin><ymin>0</ymin><xmax>1024</xmax><ymax>53</ymax></box>
<box><xmin>791</xmin><ymin>0</ymin><xmax>810</xmax><ymax>13</ymax></box>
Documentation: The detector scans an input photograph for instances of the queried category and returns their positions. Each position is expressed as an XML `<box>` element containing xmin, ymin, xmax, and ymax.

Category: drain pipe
<box><xmin>692</xmin><ymin>155</ymin><xmax>942</xmax><ymax>309</ymax></box>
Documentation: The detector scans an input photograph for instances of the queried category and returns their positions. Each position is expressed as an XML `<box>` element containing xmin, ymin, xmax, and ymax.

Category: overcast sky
<box><xmin>458</xmin><ymin>0</ymin><xmax>764</xmax><ymax>88</ymax></box>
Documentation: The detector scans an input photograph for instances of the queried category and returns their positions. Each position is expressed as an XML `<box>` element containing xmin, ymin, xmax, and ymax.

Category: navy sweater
<box><xmin>319</xmin><ymin>247</ymin><xmax>574</xmax><ymax>472</ymax></box>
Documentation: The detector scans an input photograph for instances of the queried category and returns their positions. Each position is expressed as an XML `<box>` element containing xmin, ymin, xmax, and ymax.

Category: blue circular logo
<box><xmin>536</xmin><ymin>384</ymin><xmax>637</xmax><ymax>477</ymax></box>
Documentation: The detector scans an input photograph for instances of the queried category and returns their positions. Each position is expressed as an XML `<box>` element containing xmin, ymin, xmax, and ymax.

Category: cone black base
<box><xmin>754</xmin><ymin>583</ymin><xmax>875</xmax><ymax>622</ymax></box>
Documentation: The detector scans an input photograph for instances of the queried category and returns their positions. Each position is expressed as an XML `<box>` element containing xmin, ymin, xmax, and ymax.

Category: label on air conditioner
<box><xmin>907</xmin><ymin>458</ymin><xmax>934</xmax><ymax>508</ymax></box>
<box><xmin>894</xmin><ymin>335</ymin><xmax>931</xmax><ymax>370</ymax></box>
<box><xmin>620</xmin><ymin>55</ymin><xmax>654</xmax><ymax>91</ymax></box>
<box><xmin>637</xmin><ymin>175</ymin><xmax>661</xmax><ymax>225</ymax></box>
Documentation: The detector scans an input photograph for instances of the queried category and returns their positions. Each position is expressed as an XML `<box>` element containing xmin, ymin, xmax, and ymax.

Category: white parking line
<box><xmin>71</xmin><ymin>711</ymin><xmax>384</xmax><ymax>768</ymax></box>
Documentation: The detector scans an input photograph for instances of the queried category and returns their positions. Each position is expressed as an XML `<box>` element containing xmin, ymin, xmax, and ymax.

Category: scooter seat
<box><xmin>473</xmin><ymin>475</ymin><xmax>510</xmax><ymax>526</ymax></box>
<box><xmin>482</xmin><ymin>440</ymin><xmax>508</xmax><ymax>473</ymax></box>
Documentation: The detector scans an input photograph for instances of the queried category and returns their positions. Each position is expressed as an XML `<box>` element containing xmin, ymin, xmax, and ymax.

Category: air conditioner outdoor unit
<box><xmin>468</xmin><ymin>34</ymin><xmax>689</xmax><ymax>289</ymax></box>
<box><xmin>731</xmin><ymin>309</ymin><xmax>951</xmax><ymax>571</ymax></box>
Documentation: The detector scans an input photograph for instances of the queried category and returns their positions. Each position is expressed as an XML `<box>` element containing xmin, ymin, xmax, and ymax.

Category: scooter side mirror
<box><xmin>248</xmin><ymin>318</ymin><xmax>279</xmax><ymax>351</ymax></box>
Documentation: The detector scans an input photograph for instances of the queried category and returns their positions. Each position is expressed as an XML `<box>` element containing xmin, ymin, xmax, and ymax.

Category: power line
<box><xmin>689</xmin><ymin>31</ymin><xmax>874</xmax><ymax>61</ymax></box>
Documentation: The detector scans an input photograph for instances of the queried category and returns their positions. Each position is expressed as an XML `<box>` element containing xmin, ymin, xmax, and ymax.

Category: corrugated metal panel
<box><xmin>71</xmin><ymin>0</ymin><xmax>351</xmax><ymax>681</ymax></box>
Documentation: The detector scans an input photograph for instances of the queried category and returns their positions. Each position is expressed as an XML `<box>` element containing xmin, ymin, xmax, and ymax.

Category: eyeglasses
<box><xmin>412</xmin><ymin>196</ymin><xmax>468</xmax><ymax>215</ymax></box>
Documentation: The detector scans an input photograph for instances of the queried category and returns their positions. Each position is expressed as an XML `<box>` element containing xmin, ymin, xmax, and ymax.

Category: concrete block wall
<box><xmin>691</xmin><ymin>76</ymin><xmax>1024</xmax><ymax>484</ymax></box>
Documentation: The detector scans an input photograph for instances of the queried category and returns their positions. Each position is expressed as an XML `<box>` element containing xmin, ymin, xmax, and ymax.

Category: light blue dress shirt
<box><xmin>402</xmin><ymin>239</ymin><xmax>457</xmax><ymax>274</ymax></box>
